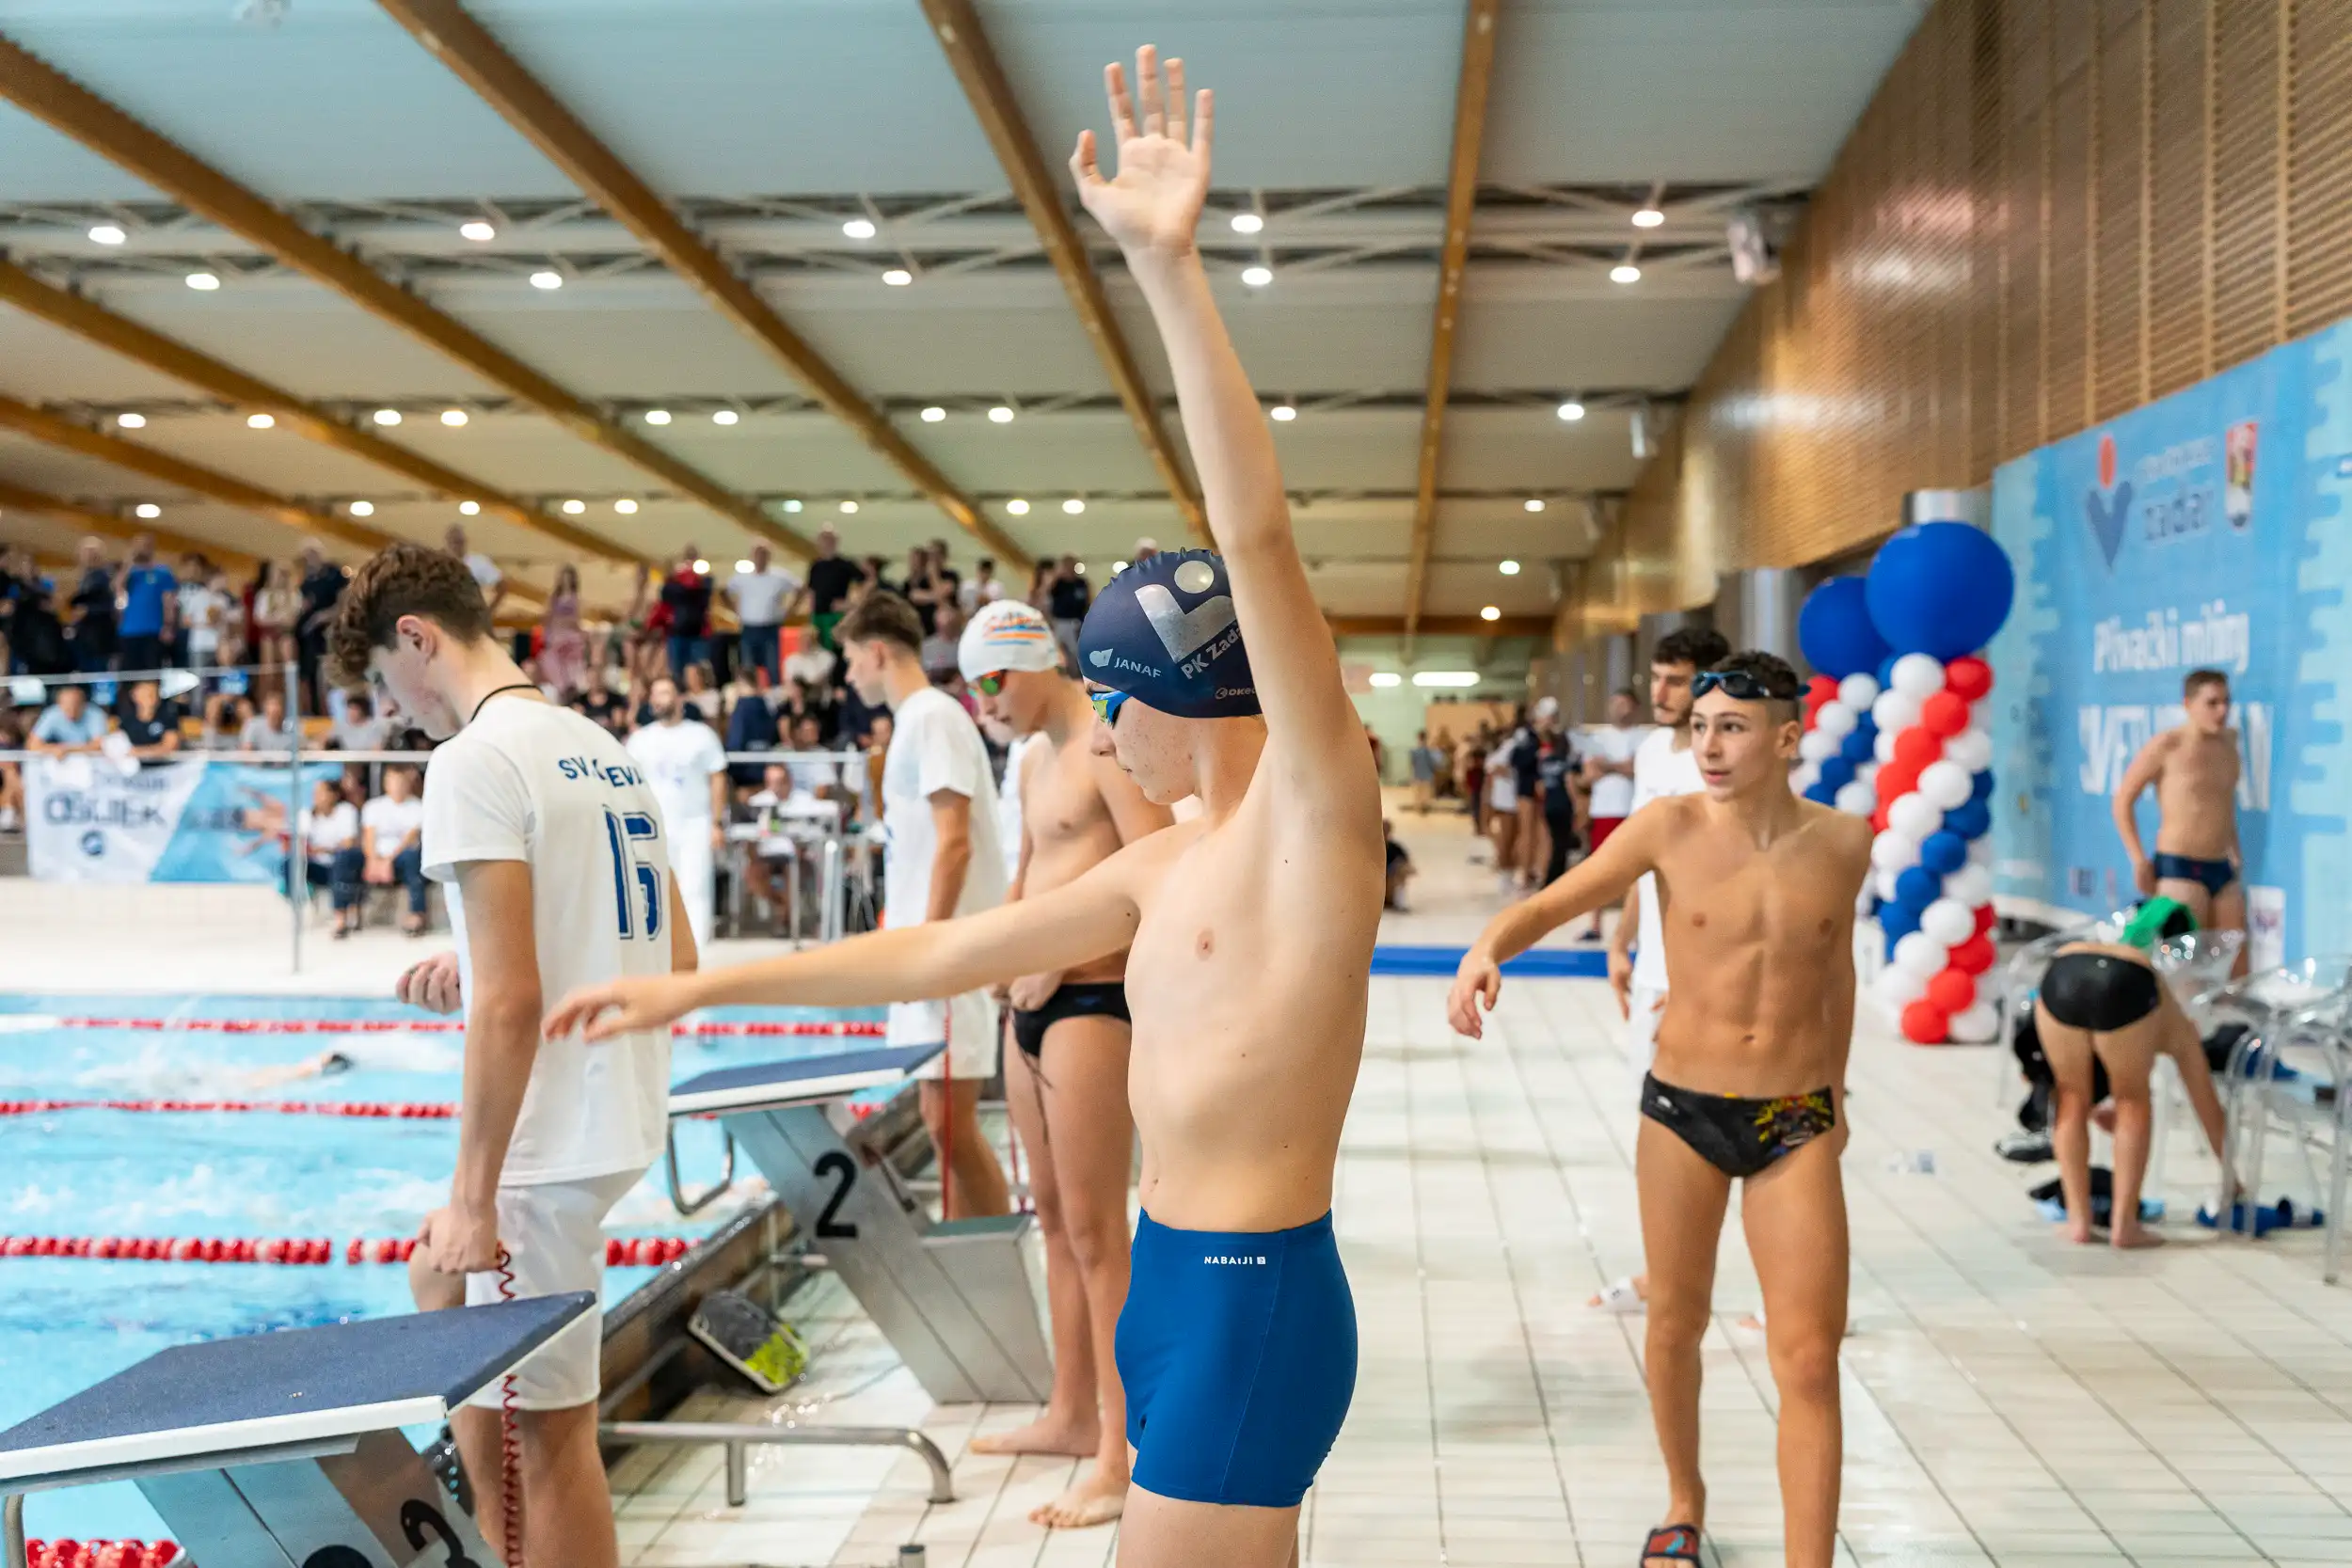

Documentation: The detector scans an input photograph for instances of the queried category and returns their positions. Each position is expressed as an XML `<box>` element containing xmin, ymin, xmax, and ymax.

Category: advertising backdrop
<box><xmin>26</xmin><ymin>756</ymin><xmax>342</xmax><ymax>885</ymax></box>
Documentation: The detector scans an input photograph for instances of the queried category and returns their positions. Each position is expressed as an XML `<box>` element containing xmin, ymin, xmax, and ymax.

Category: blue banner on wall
<box><xmin>26</xmin><ymin>757</ymin><xmax>345</xmax><ymax>884</ymax></box>
<box><xmin>1987</xmin><ymin>320</ymin><xmax>2352</xmax><ymax>966</ymax></box>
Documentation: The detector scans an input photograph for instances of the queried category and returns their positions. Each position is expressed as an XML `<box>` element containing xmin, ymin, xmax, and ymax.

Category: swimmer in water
<box><xmin>958</xmin><ymin>599</ymin><xmax>1173</xmax><ymax>1529</ymax></box>
<box><xmin>547</xmin><ymin>48</ymin><xmax>1383</xmax><ymax>1565</ymax></box>
<box><xmin>1451</xmin><ymin>651</ymin><xmax>1871</xmax><ymax>1568</ymax></box>
<box><xmin>237</xmin><ymin>1049</ymin><xmax>354</xmax><ymax>1091</ymax></box>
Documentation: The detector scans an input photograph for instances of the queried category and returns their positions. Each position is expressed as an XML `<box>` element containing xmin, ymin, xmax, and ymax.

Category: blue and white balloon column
<box><xmin>1797</xmin><ymin>524</ymin><xmax>2016</xmax><ymax>1045</ymax></box>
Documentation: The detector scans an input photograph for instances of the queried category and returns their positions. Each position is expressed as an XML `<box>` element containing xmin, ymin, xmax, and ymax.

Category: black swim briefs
<box><xmin>2039</xmin><ymin>950</ymin><xmax>2162</xmax><ymax>1033</ymax></box>
<box><xmin>1641</xmin><ymin>1072</ymin><xmax>1837</xmax><ymax>1180</ymax></box>
<box><xmin>1010</xmin><ymin>981</ymin><xmax>1132</xmax><ymax>1060</ymax></box>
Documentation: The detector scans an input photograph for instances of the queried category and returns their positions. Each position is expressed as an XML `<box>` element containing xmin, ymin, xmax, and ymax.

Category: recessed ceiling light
<box><xmin>1523</xmin><ymin>498</ymin><xmax>1545</xmax><ymax>513</ymax></box>
<box><xmin>882</xmin><ymin>268</ymin><xmax>913</xmax><ymax>287</ymax></box>
<box><xmin>920</xmin><ymin>405</ymin><xmax>946</xmax><ymax>422</ymax></box>
<box><xmin>348</xmin><ymin>499</ymin><xmax>374</xmax><ymax>517</ymax></box>
<box><xmin>1479</xmin><ymin>606</ymin><xmax>1502</xmax><ymax>621</ymax></box>
<box><xmin>843</xmin><ymin>218</ymin><xmax>877</xmax><ymax>240</ymax></box>
<box><xmin>839</xmin><ymin>499</ymin><xmax>859</xmax><ymax>515</ymax></box>
<box><xmin>614</xmin><ymin>499</ymin><xmax>638</xmax><ymax>515</ymax></box>
<box><xmin>1073</xmin><ymin>562</ymin><xmax>1088</xmax><ymax>576</ymax></box>
<box><xmin>529</xmin><ymin>270</ymin><xmax>564</xmax><ymax>291</ymax></box>
<box><xmin>1112</xmin><ymin>561</ymin><xmax>1129</xmax><ymax>574</ymax></box>
<box><xmin>1556</xmin><ymin>400</ymin><xmax>1586</xmax><ymax>422</ymax></box>
<box><xmin>1230</xmin><ymin>212</ymin><xmax>1264</xmax><ymax>235</ymax></box>
<box><xmin>115</xmin><ymin>412</ymin><xmax>146</xmax><ymax>430</ymax></box>
<box><xmin>735</xmin><ymin>559</ymin><xmax>755</xmax><ymax>574</ymax></box>
<box><xmin>988</xmin><ymin>406</ymin><xmax>1015</xmax><ymax>424</ymax></box>
<box><xmin>184</xmin><ymin>271</ymin><xmax>220</xmax><ymax>291</ymax></box>
<box><xmin>1241</xmin><ymin>265</ymin><xmax>1273</xmax><ymax>288</ymax></box>
<box><xmin>1413</xmin><ymin>671</ymin><xmax>1479</xmax><ymax>688</ymax></box>
<box><xmin>1062</xmin><ymin>498</ymin><xmax>1086</xmax><ymax>515</ymax></box>
<box><xmin>458</xmin><ymin>500</ymin><xmax>481</xmax><ymax>515</ymax></box>
<box><xmin>1499</xmin><ymin>559</ymin><xmax>1521</xmax><ymax>576</ymax></box>
<box><xmin>1006</xmin><ymin>498</ymin><xmax>1030</xmax><ymax>515</ymax></box>
<box><xmin>372</xmin><ymin>408</ymin><xmax>401</xmax><ymax>426</ymax></box>
<box><xmin>88</xmin><ymin>224</ymin><xmax>126</xmax><ymax>245</ymax></box>
<box><xmin>1610</xmin><ymin>263</ymin><xmax>1642</xmax><ymax>284</ymax></box>
<box><xmin>692</xmin><ymin>558</ymin><xmax>709</xmax><ymax>573</ymax></box>
<box><xmin>562</xmin><ymin>499</ymin><xmax>585</xmax><ymax>515</ymax></box>
<box><xmin>460</xmin><ymin>220</ymin><xmax>498</xmax><ymax>243</ymax></box>
<box><xmin>1631</xmin><ymin>208</ymin><xmax>1665</xmax><ymax>229</ymax></box>
<box><xmin>1269</xmin><ymin>404</ymin><xmax>1297</xmax><ymax>422</ymax></box>
<box><xmin>246</xmin><ymin>413</ymin><xmax>274</xmax><ymax>430</ymax></box>
<box><xmin>712</xmin><ymin>409</ymin><xmax>739</xmax><ymax>426</ymax></box>
<box><xmin>441</xmin><ymin>409</ymin><xmax>469</xmax><ymax>427</ymax></box>
<box><xmin>1369</xmin><ymin>672</ymin><xmax>1402</xmax><ymax>689</ymax></box>
<box><xmin>644</xmin><ymin>409</ymin><xmax>672</xmax><ymax>426</ymax></box>
<box><xmin>781</xmin><ymin>499</ymin><xmax>803</xmax><ymax>514</ymax></box>
<box><xmin>135</xmin><ymin>503</ymin><xmax>161</xmax><ymax>519</ymax></box>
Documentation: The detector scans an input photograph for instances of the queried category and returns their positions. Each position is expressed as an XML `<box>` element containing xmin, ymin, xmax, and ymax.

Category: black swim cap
<box><xmin>1075</xmin><ymin>550</ymin><xmax>1261</xmax><ymax>719</ymax></box>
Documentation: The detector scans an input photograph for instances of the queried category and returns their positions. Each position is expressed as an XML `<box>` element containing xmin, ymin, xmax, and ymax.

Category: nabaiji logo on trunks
<box><xmin>1203</xmin><ymin>1254</ymin><xmax>1266</xmax><ymax>1265</ymax></box>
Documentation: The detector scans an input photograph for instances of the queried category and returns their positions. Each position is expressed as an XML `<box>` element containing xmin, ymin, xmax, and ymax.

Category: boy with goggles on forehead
<box><xmin>545</xmin><ymin>46</ymin><xmax>1384</xmax><ymax>1564</ymax></box>
<box><xmin>1450</xmin><ymin>650</ymin><xmax>1872</xmax><ymax>1568</ymax></box>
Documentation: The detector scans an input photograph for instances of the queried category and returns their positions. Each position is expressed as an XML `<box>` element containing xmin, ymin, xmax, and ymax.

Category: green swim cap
<box><xmin>2121</xmin><ymin>895</ymin><xmax>2196</xmax><ymax>950</ymax></box>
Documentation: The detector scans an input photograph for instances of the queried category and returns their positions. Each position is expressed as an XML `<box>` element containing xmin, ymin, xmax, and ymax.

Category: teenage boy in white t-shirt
<box><xmin>626</xmin><ymin>674</ymin><xmax>729</xmax><ymax>952</ymax></box>
<box><xmin>329</xmin><ymin>542</ymin><xmax>691</xmax><ymax>1568</ymax></box>
<box><xmin>840</xmin><ymin>588</ymin><xmax>1009</xmax><ymax>1219</ymax></box>
<box><xmin>726</xmin><ymin>544</ymin><xmax>803</xmax><ymax>683</ymax></box>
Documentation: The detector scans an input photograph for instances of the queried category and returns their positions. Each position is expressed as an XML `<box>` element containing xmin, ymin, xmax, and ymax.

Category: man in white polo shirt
<box><xmin>727</xmin><ymin>544</ymin><xmax>803</xmax><ymax>685</ymax></box>
<box><xmin>626</xmin><ymin>674</ymin><xmax>729</xmax><ymax>953</ymax></box>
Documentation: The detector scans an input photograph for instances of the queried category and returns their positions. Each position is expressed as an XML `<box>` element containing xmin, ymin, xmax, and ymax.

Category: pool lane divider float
<box><xmin>0</xmin><ymin>1097</ymin><xmax>459</xmax><ymax>1119</ymax></box>
<box><xmin>0</xmin><ymin>1234</ymin><xmax>696</xmax><ymax>1265</ymax></box>
<box><xmin>24</xmin><ymin>1541</ymin><xmax>181</xmax><ymax>1568</ymax></box>
<box><xmin>14</xmin><ymin>1016</ymin><xmax>885</xmax><ymax>1037</ymax></box>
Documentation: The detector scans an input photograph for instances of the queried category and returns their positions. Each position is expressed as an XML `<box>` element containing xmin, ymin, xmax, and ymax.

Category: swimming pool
<box><xmin>0</xmin><ymin>991</ymin><xmax>883</xmax><ymax>1544</ymax></box>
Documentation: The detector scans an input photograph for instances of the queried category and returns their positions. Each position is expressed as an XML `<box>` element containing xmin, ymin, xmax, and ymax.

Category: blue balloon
<box><xmin>1819</xmin><ymin>755</ymin><xmax>1855</xmax><ymax>793</ymax></box>
<box><xmin>1797</xmin><ymin>576</ymin><xmax>1893</xmax><ymax>679</ymax></box>
<box><xmin>1895</xmin><ymin>865</ymin><xmax>1944</xmax><ymax>911</ymax></box>
<box><xmin>1839</xmin><ymin>724</ymin><xmax>1876</xmax><ymax>765</ymax></box>
<box><xmin>1876</xmin><ymin>653</ymin><xmax>1899</xmax><ymax>688</ymax></box>
<box><xmin>1920</xmin><ymin>831</ymin><xmax>1967</xmax><ymax>875</ymax></box>
<box><xmin>1865</xmin><ymin>522</ymin><xmax>2017</xmax><ymax>660</ymax></box>
<box><xmin>1970</xmin><ymin>768</ymin><xmax>1995</xmax><ymax>802</ymax></box>
<box><xmin>1945</xmin><ymin>798</ymin><xmax>1992</xmax><ymax>840</ymax></box>
<box><xmin>1803</xmin><ymin>781</ymin><xmax>1837</xmax><ymax>805</ymax></box>
<box><xmin>1882</xmin><ymin>904</ymin><xmax>1922</xmax><ymax>952</ymax></box>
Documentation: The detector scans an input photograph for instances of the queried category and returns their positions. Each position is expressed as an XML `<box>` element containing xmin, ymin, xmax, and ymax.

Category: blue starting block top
<box><xmin>670</xmin><ymin>1042</ymin><xmax>945</xmax><ymax>1117</ymax></box>
<box><xmin>0</xmin><ymin>1293</ymin><xmax>591</xmax><ymax>1489</ymax></box>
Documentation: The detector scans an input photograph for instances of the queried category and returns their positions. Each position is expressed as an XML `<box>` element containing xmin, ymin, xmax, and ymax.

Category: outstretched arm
<box><xmin>1073</xmin><ymin>48</ymin><xmax>1370</xmax><ymax>800</ymax></box>
<box><xmin>1447</xmin><ymin>807</ymin><xmax>1662</xmax><ymax>1037</ymax></box>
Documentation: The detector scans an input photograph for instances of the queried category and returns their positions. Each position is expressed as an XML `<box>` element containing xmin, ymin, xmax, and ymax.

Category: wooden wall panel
<box><xmin>1583</xmin><ymin>0</ymin><xmax>2352</xmax><ymax>624</ymax></box>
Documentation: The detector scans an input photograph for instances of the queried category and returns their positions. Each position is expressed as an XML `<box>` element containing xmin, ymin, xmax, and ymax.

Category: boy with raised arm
<box><xmin>547</xmin><ymin>48</ymin><xmax>1383</xmax><ymax>1567</ymax></box>
<box><xmin>1449</xmin><ymin>652</ymin><xmax>1871</xmax><ymax>1568</ymax></box>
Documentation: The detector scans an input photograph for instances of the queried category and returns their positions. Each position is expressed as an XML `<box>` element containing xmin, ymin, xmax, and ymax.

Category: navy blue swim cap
<box><xmin>1076</xmin><ymin>549</ymin><xmax>1261</xmax><ymax>719</ymax></box>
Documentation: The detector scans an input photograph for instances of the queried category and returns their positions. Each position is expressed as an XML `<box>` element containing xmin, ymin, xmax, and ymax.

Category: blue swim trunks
<box><xmin>1117</xmin><ymin>1210</ymin><xmax>1357</xmax><ymax>1508</ymax></box>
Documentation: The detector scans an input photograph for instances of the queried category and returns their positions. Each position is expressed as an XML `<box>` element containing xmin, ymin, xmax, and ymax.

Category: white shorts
<box><xmin>1626</xmin><ymin>981</ymin><xmax>1667</xmax><ymax>1072</ymax></box>
<box><xmin>1488</xmin><ymin>778</ymin><xmax>1518</xmax><ymax>812</ymax></box>
<box><xmin>890</xmin><ymin>989</ymin><xmax>1001</xmax><ymax>1081</ymax></box>
<box><xmin>462</xmin><ymin>1168</ymin><xmax>643</xmax><ymax>1411</ymax></box>
<box><xmin>670</xmin><ymin>831</ymin><xmax>715</xmax><ymax>951</ymax></box>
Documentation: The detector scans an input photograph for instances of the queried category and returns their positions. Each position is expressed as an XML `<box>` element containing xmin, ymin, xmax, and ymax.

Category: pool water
<box><xmin>0</xmin><ymin>991</ymin><xmax>882</xmax><ymax>1544</ymax></box>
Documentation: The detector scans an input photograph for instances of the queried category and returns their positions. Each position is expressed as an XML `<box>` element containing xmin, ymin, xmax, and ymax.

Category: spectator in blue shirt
<box><xmin>28</xmin><ymin>683</ymin><xmax>109</xmax><ymax>755</ymax></box>
<box><xmin>116</xmin><ymin>535</ymin><xmax>177</xmax><ymax>676</ymax></box>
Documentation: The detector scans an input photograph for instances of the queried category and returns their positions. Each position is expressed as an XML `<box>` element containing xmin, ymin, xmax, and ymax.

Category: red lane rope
<box><xmin>39</xmin><ymin>1017</ymin><xmax>883</xmax><ymax>1037</ymax></box>
<box><xmin>0</xmin><ymin>1234</ymin><xmax>694</xmax><ymax>1265</ymax></box>
<box><xmin>25</xmin><ymin>1540</ymin><xmax>181</xmax><ymax>1568</ymax></box>
<box><xmin>1</xmin><ymin>1098</ymin><xmax>457</xmax><ymax>1119</ymax></box>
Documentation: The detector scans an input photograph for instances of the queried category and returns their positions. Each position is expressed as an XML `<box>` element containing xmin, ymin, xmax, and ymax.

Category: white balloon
<box><xmin>1874</xmin><ymin>866</ymin><xmax>1901</xmax><ymax>902</ymax></box>
<box><xmin>1814</xmin><ymin>700</ymin><xmax>1857</xmax><ymax>739</ymax></box>
<box><xmin>1918</xmin><ymin>760</ymin><xmax>1973</xmax><ymax>811</ymax></box>
<box><xmin>1874</xmin><ymin>727</ymin><xmax>1898</xmax><ymax>765</ymax></box>
<box><xmin>1892</xmin><ymin>652</ymin><xmax>1947</xmax><ymax>700</ymax></box>
<box><xmin>1966</xmin><ymin>834</ymin><xmax>1994</xmax><ymax>866</ymax></box>
<box><xmin>1837</xmin><ymin>673</ymin><xmax>1881</xmax><ymax>710</ymax></box>
<box><xmin>1945</xmin><ymin>727</ymin><xmax>1994</xmax><ymax>772</ymax></box>
<box><xmin>1858</xmin><ymin>761</ymin><xmax>1880</xmax><ymax>785</ymax></box>
<box><xmin>1835</xmin><ymin>781</ymin><xmax>1876</xmax><ymax>815</ymax></box>
<box><xmin>1944</xmin><ymin>863</ymin><xmax>1994</xmax><ymax>908</ymax></box>
<box><xmin>1790</xmin><ymin>763</ymin><xmax>1820</xmax><ymax>795</ymax></box>
<box><xmin>1874</xmin><ymin>964</ymin><xmax>1927</xmax><ymax>1009</ymax></box>
<box><xmin>1894</xmin><ymin>931</ymin><xmax>1950</xmax><ymax>978</ymax></box>
<box><xmin>1920</xmin><ymin>897</ymin><xmax>1975</xmax><ymax>947</ymax></box>
<box><xmin>1871</xmin><ymin>689</ymin><xmax>1922</xmax><ymax>733</ymax></box>
<box><xmin>1871</xmin><ymin>830</ymin><xmax>1923</xmax><ymax>872</ymax></box>
<box><xmin>1799</xmin><ymin>728</ymin><xmax>1839</xmax><ymax>763</ymax></box>
<box><xmin>1888</xmin><ymin>793</ymin><xmax>1945</xmax><ymax>840</ymax></box>
<box><xmin>1947</xmin><ymin>1000</ymin><xmax>2003</xmax><ymax>1043</ymax></box>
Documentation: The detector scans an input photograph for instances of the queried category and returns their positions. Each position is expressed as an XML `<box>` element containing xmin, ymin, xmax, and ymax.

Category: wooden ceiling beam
<box><xmin>0</xmin><ymin>394</ymin><xmax>546</xmax><ymax>608</ymax></box>
<box><xmin>0</xmin><ymin>263</ymin><xmax>628</xmax><ymax>568</ymax></box>
<box><xmin>918</xmin><ymin>0</ymin><xmax>1208</xmax><ymax>548</ymax></box>
<box><xmin>1400</xmin><ymin>0</ymin><xmax>1502</xmax><ymax>645</ymax></box>
<box><xmin>0</xmin><ymin>31</ymin><xmax>806</xmax><ymax>559</ymax></box>
<box><xmin>1328</xmin><ymin>613</ymin><xmax>1547</xmax><ymax>639</ymax></box>
<box><xmin>0</xmin><ymin>475</ymin><xmax>256</xmax><ymax>573</ymax></box>
<box><xmin>371</xmin><ymin>0</ymin><xmax>1015</xmax><ymax>562</ymax></box>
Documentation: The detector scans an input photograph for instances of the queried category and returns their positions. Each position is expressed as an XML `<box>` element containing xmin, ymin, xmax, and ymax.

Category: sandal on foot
<box><xmin>1589</xmin><ymin>1275</ymin><xmax>1645</xmax><ymax>1314</ymax></box>
<box><xmin>1640</xmin><ymin>1523</ymin><xmax>1702</xmax><ymax>1565</ymax></box>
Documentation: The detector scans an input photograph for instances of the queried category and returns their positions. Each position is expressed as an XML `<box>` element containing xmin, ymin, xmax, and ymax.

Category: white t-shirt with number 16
<box><xmin>422</xmin><ymin>698</ymin><xmax>674</xmax><ymax>1186</ymax></box>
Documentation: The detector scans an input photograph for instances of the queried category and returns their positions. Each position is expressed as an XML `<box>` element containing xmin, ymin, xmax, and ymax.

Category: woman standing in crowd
<box><xmin>538</xmin><ymin>563</ymin><xmax>588</xmax><ymax>699</ymax></box>
<box><xmin>252</xmin><ymin>561</ymin><xmax>301</xmax><ymax>689</ymax></box>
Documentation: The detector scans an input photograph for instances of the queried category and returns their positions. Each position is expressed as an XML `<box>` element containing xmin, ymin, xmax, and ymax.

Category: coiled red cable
<box><xmin>494</xmin><ymin>1244</ymin><xmax>525</xmax><ymax>1568</ymax></box>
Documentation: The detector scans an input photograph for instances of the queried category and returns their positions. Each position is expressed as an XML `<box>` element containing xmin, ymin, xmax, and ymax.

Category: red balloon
<box><xmin>1920</xmin><ymin>689</ymin><xmax>1971</xmax><ymax>737</ymax></box>
<box><xmin>1945</xmin><ymin>655</ymin><xmax>1993</xmax><ymax>701</ymax></box>
<box><xmin>1974</xmin><ymin>903</ymin><xmax>1998</xmax><ymax>935</ymax></box>
<box><xmin>1807</xmin><ymin>673</ymin><xmax>1839</xmax><ymax>700</ymax></box>
<box><xmin>1949</xmin><ymin>933</ymin><xmax>1996</xmax><ymax>974</ymax></box>
<box><xmin>1870</xmin><ymin>807</ymin><xmax>1890</xmax><ymax>833</ymax></box>
<box><xmin>1900</xmin><ymin>999</ymin><xmax>1950</xmax><ymax>1044</ymax></box>
<box><xmin>1876</xmin><ymin>761</ymin><xmax>1920</xmax><ymax>803</ymax></box>
<box><xmin>1893</xmin><ymin>726</ymin><xmax>1944</xmax><ymax>770</ymax></box>
<box><xmin>1926</xmin><ymin>967</ymin><xmax>1977</xmax><ymax>1014</ymax></box>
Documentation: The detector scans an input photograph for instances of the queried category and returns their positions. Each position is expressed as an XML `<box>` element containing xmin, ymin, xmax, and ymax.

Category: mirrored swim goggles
<box><xmin>1089</xmin><ymin>688</ymin><xmax>1132</xmax><ymax>727</ymax></box>
<box><xmin>971</xmin><ymin>673</ymin><xmax>1006</xmax><ymax>696</ymax></box>
<box><xmin>1691</xmin><ymin>667</ymin><xmax>1800</xmax><ymax>703</ymax></box>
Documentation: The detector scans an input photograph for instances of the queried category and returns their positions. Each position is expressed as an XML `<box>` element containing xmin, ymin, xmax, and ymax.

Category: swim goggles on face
<box><xmin>1089</xmin><ymin>688</ymin><xmax>1131</xmax><ymax>727</ymax></box>
<box><xmin>972</xmin><ymin>673</ymin><xmax>1006</xmax><ymax>696</ymax></box>
<box><xmin>1691</xmin><ymin>667</ymin><xmax>1799</xmax><ymax>703</ymax></box>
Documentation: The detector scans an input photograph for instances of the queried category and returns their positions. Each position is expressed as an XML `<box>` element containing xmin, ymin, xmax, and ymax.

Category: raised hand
<box><xmin>1072</xmin><ymin>44</ymin><xmax>1212</xmax><ymax>261</ymax></box>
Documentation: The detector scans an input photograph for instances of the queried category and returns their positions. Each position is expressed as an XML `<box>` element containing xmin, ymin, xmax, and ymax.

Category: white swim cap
<box><xmin>959</xmin><ymin>599</ymin><xmax>1064</xmax><ymax>681</ymax></box>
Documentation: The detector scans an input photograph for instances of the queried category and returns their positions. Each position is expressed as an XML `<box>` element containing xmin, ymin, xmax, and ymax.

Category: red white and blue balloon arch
<box><xmin>1792</xmin><ymin>523</ymin><xmax>2016</xmax><ymax>1046</ymax></box>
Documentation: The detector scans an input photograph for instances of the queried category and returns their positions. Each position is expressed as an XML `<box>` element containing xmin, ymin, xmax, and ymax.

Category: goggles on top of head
<box><xmin>972</xmin><ymin>673</ymin><xmax>1006</xmax><ymax>697</ymax></box>
<box><xmin>1089</xmin><ymin>688</ymin><xmax>1131</xmax><ymax>727</ymax></box>
<box><xmin>1691</xmin><ymin>667</ymin><xmax>1799</xmax><ymax>704</ymax></box>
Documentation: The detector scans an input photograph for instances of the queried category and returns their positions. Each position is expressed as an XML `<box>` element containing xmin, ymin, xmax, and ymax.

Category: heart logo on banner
<box><xmin>2083</xmin><ymin>479</ymin><xmax>2132</xmax><ymax>568</ymax></box>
